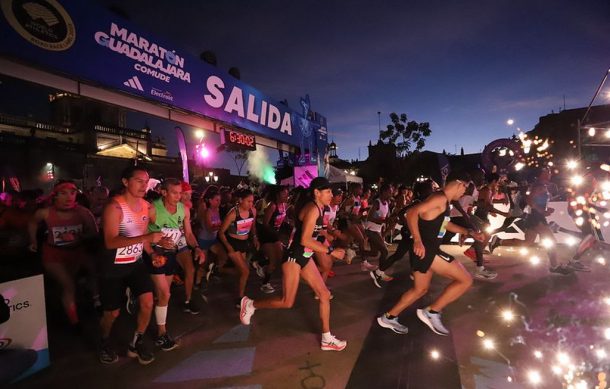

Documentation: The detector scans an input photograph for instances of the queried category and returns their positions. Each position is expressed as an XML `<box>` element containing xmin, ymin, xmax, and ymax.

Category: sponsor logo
<box><xmin>1</xmin><ymin>0</ymin><xmax>75</xmax><ymax>51</ymax></box>
<box><xmin>123</xmin><ymin>76</ymin><xmax>144</xmax><ymax>91</ymax></box>
<box><xmin>0</xmin><ymin>338</ymin><xmax>12</xmax><ymax>349</ymax></box>
<box><xmin>150</xmin><ymin>87</ymin><xmax>173</xmax><ymax>102</ymax></box>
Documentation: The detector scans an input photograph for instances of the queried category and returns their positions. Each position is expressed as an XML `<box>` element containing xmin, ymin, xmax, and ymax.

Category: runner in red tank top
<box><xmin>28</xmin><ymin>180</ymin><xmax>98</xmax><ymax>328</ymax></box>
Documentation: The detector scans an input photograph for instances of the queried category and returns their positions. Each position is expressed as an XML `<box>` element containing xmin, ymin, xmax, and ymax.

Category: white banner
<box><xmin>0</xmin><ymin>274</ymin><xmax>49</xmax><ymax>383</ymax></box>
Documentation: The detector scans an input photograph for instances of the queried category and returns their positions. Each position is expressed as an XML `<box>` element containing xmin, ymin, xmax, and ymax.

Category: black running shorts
<box><xmin>409</xmin><ymin>246</ymin><xmax>455</xmax><ymax>274</ymax></box>
<box><xmin>99</xmin><ymin>261</ymin><xmax>153</xmax><ymax>311</ymax></box>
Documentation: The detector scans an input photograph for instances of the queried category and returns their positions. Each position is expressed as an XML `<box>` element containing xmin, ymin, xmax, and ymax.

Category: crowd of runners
<box><xmin>0</xmin><ymin>164</ymin><xmax>604</xmax><ymax>365</ymax></box>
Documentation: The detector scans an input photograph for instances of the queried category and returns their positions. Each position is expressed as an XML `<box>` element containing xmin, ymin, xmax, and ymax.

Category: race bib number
<box><xmin>437</xmin><ymin>216</ymin><xmax>450</xmax><ymax>239</ymax></box>
<box><xmin>51</xmin><ymin>224</ymin><xmax>83</xmax><ymax>246</ymax></box>
<box><xmin>115</xmin><ymin>243</ymin><xmax>143</xmax><ymax>264</ymax></box>
<box><xmin>177</xmin><ymin>236</ymin><xmax>187</xmax><ymax>250</ymax></box>
<box><xmin>161</xmin><ymin>227</ymin><xmax>182</xmax><ymax>246</ymax></box>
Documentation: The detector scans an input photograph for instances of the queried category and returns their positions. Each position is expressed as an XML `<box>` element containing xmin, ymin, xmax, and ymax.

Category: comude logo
<box><xmin>1</xmin><ymin>0</ymin><xmax>75</xmax><ymax>51</ymax></box>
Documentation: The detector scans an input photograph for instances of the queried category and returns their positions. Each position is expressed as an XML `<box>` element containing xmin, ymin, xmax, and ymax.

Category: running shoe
<box><xmin>474</xmin><ymin>267</ymin><xmax>498</xmax><ymax>280</ymax></box>
<box><xmin>125</xmin><ymin>288</ymin><xmax>136</xmax><ymax>315</ymax></box>
<box><xmin>488</xmin><ymin>236</ymin><xmax>501</xmax><ymax>253</ymax></box>
<box><xmin>260</xmin><ymin>283</ymin><xmax>275</xmax><ymax>294</ymax></box>
<box><xmin>377</xmin><ymin>314</ymin><xmax>409</xmax><ymax>334</ymax></box>
<box><xmin>205</xmin><ymin>262</ymin><xmax>216</xmax><ymax>282</ymax></box>
<box><xmin>417</xmin><ymin>308</ymin><xmax>450</xmax><ymax>336</ymax></box>
<box><xmin>567</xmin><ymin>260</ymin><xmax>590</xmax><ymax>272</ymax></box>
<box><xmin>240</xmin><ymin>296</ymin><xmax>255</xmax><ymax>325</ymax></box>
<box><xmin>252</xmin><ymin>261</ymin><xmax>266</xmax><ymax>279</ymax></box>
<box><xmin>183</xmin><ymin>300</ymin><xmax>200</xmax><ymax>315</ymax></box>
<box><xmin>549</xmin><ymin>265</ymin><xmax>574</xmax><ymax>275</ymax></box>
<box><xmin>370</xmin><ymin>270</ymin><xmax>384</xmax><ymax>288</ymax></box>
<box><xmin>99</xmin><ymin>339</ymin><xmax>119</xmax><ymax>364</ymax></box>
<box><xmin>155</xmin><ymin>333</ymin><xmax>179</xmax><ymax>352</ymax></box>
<box><xmin>360</xmin><ymin>260</ymin><xmax>377</xmax><ymax>271</ymax></box>
<box><xmin>127</xmin><ymin>335</ymin><xmax>154</xmax><ymax>365</ymax></box>
<box><xmin>321</xmin><ymin>334</ymin><xmax>347</xmax><ymax>351</ymax></box>
<box><xmin>345</xmin><ymin>249</ymin><xmax>356</xmax><ymax>264</ymax></box>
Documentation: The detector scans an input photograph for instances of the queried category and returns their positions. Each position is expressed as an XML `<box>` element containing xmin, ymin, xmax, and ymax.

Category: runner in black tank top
<box><xmin>377</xmin><ymin>172</ymin><xmax>484</xmax><ymax>337</ymax></box>
<box><xmin>258</xmin><ymin>186</ymin><xmax>289</xmax><ymax>294</ymax></box>
<box><xmin>218</xmin><ymin>189</ymin><xmax>259</xmax><ymax>308</ymax></box>
<box><xmin>239</xmin><ymin>177</ymin><xmax>348</xmax><ymax>352</ymax></box>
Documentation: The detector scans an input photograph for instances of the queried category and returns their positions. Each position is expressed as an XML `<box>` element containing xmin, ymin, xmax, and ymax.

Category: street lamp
<box><xmin>205</xmin><ymin>171</ymin><xmax>219</xmax><ymax>183</ymax></box>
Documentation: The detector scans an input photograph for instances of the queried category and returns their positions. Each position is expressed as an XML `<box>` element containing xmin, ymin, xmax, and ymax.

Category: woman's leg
<box><xmin>253</xmin><ymin>261</ymin><xmax>302</xmax><ymax>309</ymax></box>
<box><xmin>43</xmin><ymin>261</ymin><xmax>79</xmax><ymax>324</ymax></box>
<box><xmin>299</xmin><ymin>260</ymin><xmax>332</xmax><ymax>333</ymax></box>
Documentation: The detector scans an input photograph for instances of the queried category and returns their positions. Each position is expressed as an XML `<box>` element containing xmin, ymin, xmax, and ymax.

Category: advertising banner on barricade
<box><xmin>0</xmin><ymin>274</ymin><xmax>49</xmax><ymax>384</ymax></box>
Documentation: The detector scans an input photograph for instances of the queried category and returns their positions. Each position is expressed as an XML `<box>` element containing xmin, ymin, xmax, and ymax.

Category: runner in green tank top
<box><xmin>143</xmin><ymin>178</ymin><xmax>205</xmax><ymax>352</ymax></box>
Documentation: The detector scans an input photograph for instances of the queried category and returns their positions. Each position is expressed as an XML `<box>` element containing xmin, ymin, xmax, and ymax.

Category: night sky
<box><xmin>92</xmin><ymin>0</ymin><xmax>610</xmax><ymax>161</ymax></box>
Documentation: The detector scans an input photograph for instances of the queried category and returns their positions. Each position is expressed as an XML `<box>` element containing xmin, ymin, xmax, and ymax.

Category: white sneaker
<box><xmin>252</xmin><ymin>261</ymin><xmax>265</xmax><ymax>278</ymax></box>
<box><xmin>260</xmin><ymin>283</ymin><xmax>275</xmax><ymax>294</ymax></box>
<box><xmin>377</xmin><ymin>314</ymin><xmax>409</xmax><ymax>334</ymax></box>
<box><xmin>417</xmin><ymin>308</ymin><xmax>449</xmax><ymax>336</ymax></box>
<box><xmin>474</xmin><ymin>268</ymin><xmax>498</xmax><ymax>280</ymax></box>
<box><xmin>360</xmin><ymin>260</ymin><xmax>377</xmax><ymax>271</ymax></box>
<box><xmin>239</xmin><ymin>296</ymin><xmax>255</xmax><ymax>325</ymax></box>
<box><xmin>321</xmin><ymin>334</ymin><xmax>347</xmax><ymax>351</ymax></box>
<box><xmin>345</xmin><ymin>249</ymin><xmax>356</xmax><ymax>264</ymax></box>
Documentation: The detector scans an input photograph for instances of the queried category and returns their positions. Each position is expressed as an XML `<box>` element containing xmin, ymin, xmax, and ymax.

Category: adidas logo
<box><xmin>123</xmin><ymin>76</ymin><xmax>143</xmax><ymax>91</ymax></box>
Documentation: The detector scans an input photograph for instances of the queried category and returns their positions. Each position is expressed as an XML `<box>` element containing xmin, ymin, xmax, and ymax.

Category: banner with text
<box><xmin>0</xmin><ymin>0</ymin><xmax>327</xmax><ymax>150</ymax></box>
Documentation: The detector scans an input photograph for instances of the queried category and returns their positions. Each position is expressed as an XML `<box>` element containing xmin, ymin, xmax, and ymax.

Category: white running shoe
<box><xmin>360</xmin><ymin>260</ymin><xmax>377</xmax><ymax>271</ymax></box>
<box><xmin>417</xmin><ymin>308</ymin><xmax>450</xmax><ymax>336</ymax></box>
<box><xmin>321</xmin><ymin>334</ymin><xmax>347</xmax><ymax>351</ymax></box>
<box><xmin>345</xmin><ymin>249</ymin><xmax>356</xmax><ymax>264</ymax></box>
<box><xmin>239</xmin><ymin>296</ymin><xmax>255</xmax><ymax>325</ymax></box>
<box><xmin>252</xmin><ymin>261</ymin><xmax>265</xmax><ymax>278</ymax></box>
<box><xmin>260</xmin><ymin>283</ymin><xmax>275</xmax><ymax>294</ymax></box>
<box><xmin>377</xmin><ymin>314</ymin><xmax>409</xmax><ymax>334</ymax></box>
<box><xmin>474</xmin><ymin>268</ymin><xmax>498</xmax><ymax>280</ymax></box>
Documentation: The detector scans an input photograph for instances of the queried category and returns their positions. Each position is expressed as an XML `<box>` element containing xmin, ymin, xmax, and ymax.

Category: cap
<box><xmin>181</xmin><ymin>181</ymin><xmax>193</xmax><ymax>192</ymax></box>
<box><xmin>309</xmin><ymin>177</ymin><xmax>331</xmax><ymax>190</ymax></box>
<box><xmin>332</xmin><ymin>187</ymin><xmax>343</xmax><ymax>196</ymax></box>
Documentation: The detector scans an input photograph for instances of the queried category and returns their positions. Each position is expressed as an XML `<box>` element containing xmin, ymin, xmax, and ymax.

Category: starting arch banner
<box><xmin>0</xmin><ymin>0</ymin><xmax>326</xmax><ymax>150</ymax></box>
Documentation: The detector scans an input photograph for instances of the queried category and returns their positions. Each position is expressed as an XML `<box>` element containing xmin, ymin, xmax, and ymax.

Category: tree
<box><xmin>379</xmin><ymin>113</ymin><xmax>431</xmax><ymax>157</ymax></box>
<box><xmin>220</xmin><ymin>144</ymin><xmax>248</xmax><ymax>176</ymax></box>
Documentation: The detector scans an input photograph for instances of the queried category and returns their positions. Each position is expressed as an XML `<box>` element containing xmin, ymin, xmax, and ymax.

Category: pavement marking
<box><xmin>154</xmin><ymin>347</ymin><xmax>256</xmax><ymax>383</ymax></box>
<box><xmin>213</xmin><ymin>324</ymin><xmax>251</xmax><ymax>344</ymax></box>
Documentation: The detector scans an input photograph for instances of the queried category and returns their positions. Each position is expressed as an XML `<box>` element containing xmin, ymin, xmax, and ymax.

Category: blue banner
<box><xmin>0</xmin><ymin>0</ymin><xmax>326</xmax><ymax>150</ymax></box>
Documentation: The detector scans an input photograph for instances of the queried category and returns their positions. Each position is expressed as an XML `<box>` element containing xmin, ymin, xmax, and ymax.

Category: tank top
<box><xmin>323</xmin><ymin>204</ymin><xmax>338</xmax><ymax>230</ymax></box>
<box><xmin>149</xmin><ymin>198</ymin><xmax>186</xmax><ymax>250</ymax></box>
<box><xmin>228</xmin><ymin>207</ymin><xmax>254</xmax><ymax>237</ymax></box>
<box><xmin>108</xmin><ymin>197</ymin><xmax>149</xmax><ymax>266</ymax></box>
<box><xmin>269</xmin><ymin>202</ymin><xmax>287</xmax><ymax>231</ymax></box>
<box><xmin>366</xmin><ymin>198</ymin><xmax>389</xmax><ymax>233</ymax></box>
<box><xmin>416</xmin><ymin>197</ymin><xmax>450</xmax><ymax>248</ymax></box>
<box><xmin>198</xmin><ymin>208</ymin><xmax>221</xmax><ymax>241</ymax></box>
<box><xmin>289</xmin><ymin>201</ymin><xmax>324</xmax><ymax>259</ymax></box>
<box><xmin>45</xmin><ymin>206</ymin><xmax>91</xmax><ymax>247</ymax></box>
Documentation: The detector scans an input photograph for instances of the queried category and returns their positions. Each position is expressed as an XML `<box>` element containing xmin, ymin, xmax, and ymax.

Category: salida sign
<box><xmin>0</xmin><ymin>0</ymin><xmax>311</xmax><ymax>147</ymax></box>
